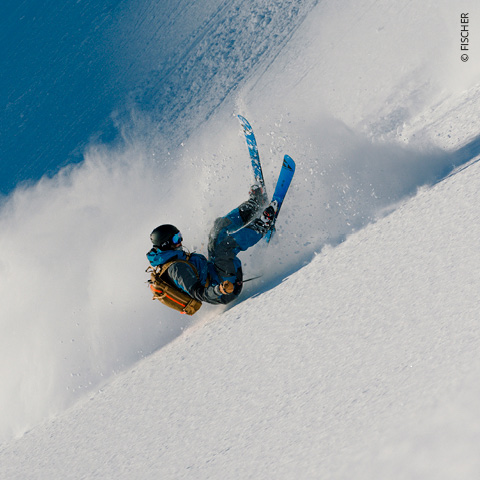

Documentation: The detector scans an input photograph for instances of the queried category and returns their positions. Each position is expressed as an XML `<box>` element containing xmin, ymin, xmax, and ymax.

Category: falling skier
<box><xmin>146</xmin><ymin>187</ymin><xmax>278</xmax><ymax>308</ymax></box>
<box><xmin>146</xmin><ymin>115</ymin><xmax>294</xmax><ymax>315</ymax></box>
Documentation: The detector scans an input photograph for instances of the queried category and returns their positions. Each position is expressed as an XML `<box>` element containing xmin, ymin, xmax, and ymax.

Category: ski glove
<box><xmin>219</xmin><ymin>281</ymin><xmax>234</xmax><ymax>295</ymax></box>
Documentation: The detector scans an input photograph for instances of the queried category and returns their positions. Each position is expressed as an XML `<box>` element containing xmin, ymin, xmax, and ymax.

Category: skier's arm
<box><xmin>167</xmin><ymin>262</ymin><xmax>224</xmax><ymax>304</ymax></box>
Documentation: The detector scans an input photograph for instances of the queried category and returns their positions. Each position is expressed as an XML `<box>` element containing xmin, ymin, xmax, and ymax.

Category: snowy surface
<box><xmin>1</xmin><ymin>0</ymin><xmax>480</xmax><ymax>478</ymax></box>
<box><xmin>2</xmin><ymin>156</ymin><xmax>480</xmax><ymax>479</ymax></box>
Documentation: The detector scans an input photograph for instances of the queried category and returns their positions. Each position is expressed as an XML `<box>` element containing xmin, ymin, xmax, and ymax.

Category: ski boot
<box><xmin>248</xmin><ymin>183</ymin><xmax>268</xmax><ymax>206</ymax></box>
<box><xmin>251</xmin><ymin>200</ymin><xmax>278</xmax><ymax>234</ymax></box>
<box><xmin>238</xmin><ymin>184</ymin><xmax>268</xmax><ymax>223</ymax></box>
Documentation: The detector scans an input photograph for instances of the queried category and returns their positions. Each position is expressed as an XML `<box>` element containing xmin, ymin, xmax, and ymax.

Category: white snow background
<box><xmin>1</xmin><ymin>0</ymin><xmax>480</xmax><ymax>478</ymax></box>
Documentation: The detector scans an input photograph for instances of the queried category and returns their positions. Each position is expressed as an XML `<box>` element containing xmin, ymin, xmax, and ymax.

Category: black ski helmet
<box><xmin>150</xmin><ymin>224</ymin><xmax>182</xmax><ymax>250</ymax></box>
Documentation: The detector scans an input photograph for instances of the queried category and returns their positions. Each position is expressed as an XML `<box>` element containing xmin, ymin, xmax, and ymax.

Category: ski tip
<box><xmin>283</xmin><ymin>154</ymin><xmax>296</xmax><ymax>171</ymax></box>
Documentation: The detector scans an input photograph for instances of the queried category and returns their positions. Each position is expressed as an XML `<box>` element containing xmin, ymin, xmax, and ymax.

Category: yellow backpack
<box><xmin>146</xmin><ymin>255</ymin><xmax>202</xmax><ymax>316</ymax></box>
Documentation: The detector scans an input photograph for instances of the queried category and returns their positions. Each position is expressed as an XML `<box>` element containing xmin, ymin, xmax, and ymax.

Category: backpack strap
<box><xmin>158</xmin><ymin>253</ymin><xmax>211</xmax><ymax>287</ymax></box>
<box><xmin>157</xmin><ymin>254</ymin><xmax>199</xmax><ymax>278</ymax></box>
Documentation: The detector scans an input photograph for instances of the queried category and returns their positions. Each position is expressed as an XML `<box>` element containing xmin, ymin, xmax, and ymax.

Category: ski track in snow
<box><xmin>116</xmin><ymin>0</ymin><xmax>320</xmax><ymax>141</ymax></box>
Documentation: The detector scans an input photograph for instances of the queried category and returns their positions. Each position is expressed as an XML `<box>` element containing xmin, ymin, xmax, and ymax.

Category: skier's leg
<box><xmin>209</xmin><ymin>184</ymin><xmax>267</xmax><ymax>239</ymax></box>
<box><xmin>209</xmin><ymin>224</ymin><xmax>262</xmax><ymax>275</ymax></box>
<box><xmin>207</xmin><ymin>199</ymin><xmax>264</xmax><ymax>284</ymax></box>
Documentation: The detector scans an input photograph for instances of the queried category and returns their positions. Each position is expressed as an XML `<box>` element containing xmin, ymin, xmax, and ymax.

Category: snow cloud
<box><xmin>0</xmin><ymin>134</ymin><xmax>194</xmax><ymax>441</ymax></box>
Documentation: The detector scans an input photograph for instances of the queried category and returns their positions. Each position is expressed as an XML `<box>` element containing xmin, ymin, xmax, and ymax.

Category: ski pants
<box><xmin>207</xmin><ymin>199</ymin><xmax>263</xmax><ymax>298</ymax></box>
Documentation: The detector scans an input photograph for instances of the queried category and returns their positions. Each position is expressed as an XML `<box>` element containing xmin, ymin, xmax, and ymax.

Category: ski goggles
<box><xmin>171</xmin><ymin>232</ymin><xmax>183</xmax><ymax>246</ymax></box>
<box><xmin>159</xmin><ymin>231</ymin><xmax>183</xmax><ymax>250</ymax></box>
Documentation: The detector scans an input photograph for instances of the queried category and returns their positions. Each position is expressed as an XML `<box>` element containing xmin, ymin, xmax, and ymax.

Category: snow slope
<box><xmin>2</xmin><ymin>154</ymin><xmax>480</xmax><ymax>479</ymax></box>
<box><xmin>0</xmin><ymin>0</ymin><xmax>317</xmax><ymax>194</ymax></box>
<box><xmin>1</xmin><ymin>0</ymin><xmax>480</xmax><ymax>477</ymax></box>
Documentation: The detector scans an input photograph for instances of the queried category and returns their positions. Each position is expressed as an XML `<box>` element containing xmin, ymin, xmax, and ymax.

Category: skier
<box><xmin>146</xmin><ymin>186</ymin><xmax>278</xmax><ymax>305</ymax></box>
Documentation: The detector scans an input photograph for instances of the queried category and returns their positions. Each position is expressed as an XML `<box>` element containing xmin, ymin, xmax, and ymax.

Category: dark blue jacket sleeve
<box><xmin>167</xmin><ymin>262</ymin><xmax>225</xmax><ymax>304</ymax></box>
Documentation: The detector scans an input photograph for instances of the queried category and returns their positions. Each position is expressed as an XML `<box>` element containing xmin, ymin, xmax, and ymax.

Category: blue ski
<box><xmin>237</xmin><ymin>115</ymin><xmax>266</xmax><ymax>193</ymax></box>
<box><xmin>265</xmin><ymin>155</ymin><xmax>295</xmax><ymax>243</ymax></box>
